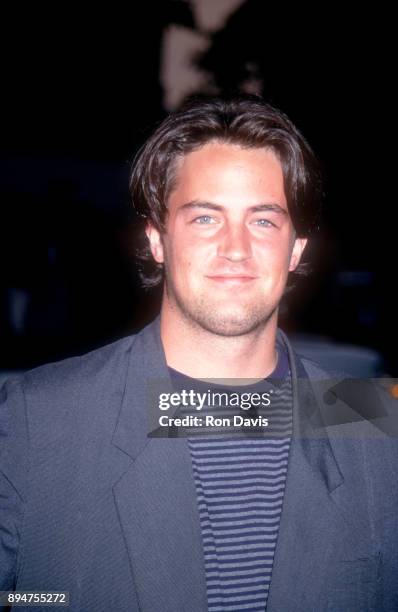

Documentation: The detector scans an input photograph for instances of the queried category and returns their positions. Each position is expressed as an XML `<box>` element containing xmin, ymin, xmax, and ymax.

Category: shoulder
<box><xmin>0</xmin><ymin>333</ymin><xmax>141</xmax><ymax>450</ymax></box>
<box><xmin>296</xmin><ymin>354</ymin><xmax>346</xmax><ymax>379</ymax></box>
<box><xmin>1</xmin><ymin>317</ymin><xmax>162</xmax><ymax>435</ymax></box>
<box><xmin>278</xmin><ymin>328</ymin><xmax>349</xmax><ymax>379</ymax></box>
<box><xmin>281</xmin><ymin>332</ymin><xmax>398</xmax><ymax>436</ymax></box>
<box><xmin>10</xmin><ymin>316</ymin><xmax>162</xmax><ymax>397</ymax></box>
<box><xmin>20</xmin><ymin>333</ymin><xmax>136</xmax><ymax>393</ymax></box>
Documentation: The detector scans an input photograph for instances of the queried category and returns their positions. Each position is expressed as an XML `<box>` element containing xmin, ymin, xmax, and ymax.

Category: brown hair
<box><xmin>130</xmin><ymin>94</ymin><xmax>322</xmax><ymax>288</ymax></box>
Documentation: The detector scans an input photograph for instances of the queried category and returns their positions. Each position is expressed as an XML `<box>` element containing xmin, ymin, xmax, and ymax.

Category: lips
<box><xmin>206</xmin><ymin>275</ymin><xmax>257</xmax><ymax>285</ymax></box>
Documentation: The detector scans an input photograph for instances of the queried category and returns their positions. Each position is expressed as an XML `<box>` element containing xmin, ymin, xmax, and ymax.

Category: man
<box><xmin>1</xmin><ymin>96</ymin><xmax>397</xmax><ymax>611</ymax></box>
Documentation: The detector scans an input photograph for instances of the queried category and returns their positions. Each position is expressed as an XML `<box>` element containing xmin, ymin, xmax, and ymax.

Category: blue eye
<box><xmin>194</xmin><ymin>215</ymin><xmax>215</xmax><ymax>224</ymax></box>
<box><xmin>254</xmin><ymin>219</ymin><xmax>275</xmax><ymax>227</ymax></box>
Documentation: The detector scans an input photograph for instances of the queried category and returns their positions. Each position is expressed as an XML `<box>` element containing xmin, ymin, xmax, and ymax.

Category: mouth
<box><xmin>205</xmin><ymin>275</ymin><xmax>257</xmax><ymax>286</ymax></box>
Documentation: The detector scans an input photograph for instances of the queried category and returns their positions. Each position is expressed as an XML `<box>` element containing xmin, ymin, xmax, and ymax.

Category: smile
<box><xmin>206</xmin><ymin>275</ymin><xmax>257</xmax><ymax>286</ymax></box>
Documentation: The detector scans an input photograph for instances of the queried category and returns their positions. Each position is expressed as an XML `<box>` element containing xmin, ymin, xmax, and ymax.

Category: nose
<box><xmin>217</xmin><ymin>221</ymin><xmax>252</xmax><ymax>262</ymax></box>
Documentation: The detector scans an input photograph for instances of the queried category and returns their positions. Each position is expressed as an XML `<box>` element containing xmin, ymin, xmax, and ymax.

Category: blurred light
<box><xmin>192</xmin><ymin>0</ymin><xmax>245</xmax><ymax>32</ymax></box>
<box><xmin>390</xmin><ymin>384</ymin><xmax>398</xmax><ymax>399</ymax></box>
<box><xmin>161</xmin><ymin>0</ymin><xmax>246</xmax><ymax>110</ymax></box>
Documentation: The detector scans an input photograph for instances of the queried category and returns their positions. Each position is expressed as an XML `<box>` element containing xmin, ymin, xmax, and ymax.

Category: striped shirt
<box><xmin>169</xmin><ymin>338</ymin><xmax>293</xmax><ymax>611</ymax></box>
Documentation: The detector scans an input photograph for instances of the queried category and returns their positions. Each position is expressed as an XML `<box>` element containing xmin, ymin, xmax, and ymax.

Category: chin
<box><xmin>167</xmin><ymin>283</ymin><xmax>278</xmax><ymax>336</ymax></box>
<box><xmin>187</xmin><ymin>308</ymin><xmax>275</xmax><ymax>338</ymax></box>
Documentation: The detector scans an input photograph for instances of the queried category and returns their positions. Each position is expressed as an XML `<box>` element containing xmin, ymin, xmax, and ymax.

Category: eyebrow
<box><xmin>178</xmin><ymin>200</ymin><xmax>288</xmax><ymax>215</ymax></box>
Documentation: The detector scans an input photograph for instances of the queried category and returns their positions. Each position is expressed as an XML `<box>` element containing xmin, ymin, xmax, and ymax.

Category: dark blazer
<box><xmin>1</xmin><ymin>317</ymin><xmax>398</xmax><ymax>611</ymax></box>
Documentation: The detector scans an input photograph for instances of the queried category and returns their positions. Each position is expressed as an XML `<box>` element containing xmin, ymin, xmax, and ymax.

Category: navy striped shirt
<box><xmin>169</xmin><ymin>338</ymin><xmax>292</xmax><ymax>611</ymax></box>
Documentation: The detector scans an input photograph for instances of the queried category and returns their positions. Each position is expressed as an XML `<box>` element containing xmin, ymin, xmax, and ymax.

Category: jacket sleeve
<box><xmin>0</xmin><ymin>378</ymin><xmax>28</xmax><ymax>590</ymax></box>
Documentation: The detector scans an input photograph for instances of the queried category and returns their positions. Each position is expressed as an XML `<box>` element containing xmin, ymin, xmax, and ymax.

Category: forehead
<box><xmin>168</xmin><ymin>142</ymin><xmax>287</xmax><ymax>209</ymax></box>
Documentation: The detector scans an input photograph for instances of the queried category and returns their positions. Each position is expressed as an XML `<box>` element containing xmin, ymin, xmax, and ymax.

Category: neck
<box><xmin>160</xmin><ymin>303</ymin><xmax>279</xmax><ymax>382</ymax></box>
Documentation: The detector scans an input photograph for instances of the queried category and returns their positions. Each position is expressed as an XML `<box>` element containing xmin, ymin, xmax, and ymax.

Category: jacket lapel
<box><xmin>265</xmin><ymin>360</ymin><xmax>343</xmax><ymax>610</ymax></box>
<box><xmin>112</xmin><ymin>318</ymin><xmax>207</xmax><ymax>612</ymax></box>
<box><xmin>266</xmin><ymin>331</ymin><xmax>376</xmax><ymax>611</ymax></box>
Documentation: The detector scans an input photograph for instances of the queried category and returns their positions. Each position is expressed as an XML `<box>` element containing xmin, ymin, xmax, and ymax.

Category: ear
<box><xmin>145</xmin><ymin>223</ymin><xmax>164</xmax><ymax>264</ymax></box>
<box><xmin>289</xmin><ymin>237</ymin><xmax>308</xmax><ymax>272</ymax></box>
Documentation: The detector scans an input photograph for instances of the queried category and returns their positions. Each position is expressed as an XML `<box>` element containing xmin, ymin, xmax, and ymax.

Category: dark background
<box><xmin>1</xmin><ymin>2</ymin><xmax>396</xmax><ymax>374</ymax></box>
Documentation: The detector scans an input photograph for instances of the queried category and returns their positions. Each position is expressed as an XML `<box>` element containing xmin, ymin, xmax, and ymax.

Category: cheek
<box><xmin>165</xmin><ymin>242</ymin><xmax>199</xmax><ymax>281</ymax></box>
<box><xmin>176</xmin><ymin>237</ymin><xmax>215</xmax><ymax>266</ymax></box>
<box><xmin>255</xmin><ymin>240</ymin><xmax>292</xmax><ymax>271</ymax></box>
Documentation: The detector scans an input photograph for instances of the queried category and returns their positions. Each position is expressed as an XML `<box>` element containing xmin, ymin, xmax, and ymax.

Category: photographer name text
<box><xmin>158</xmin><ymin>415</ymin><xmax>269</xmax><ymax>427</ymax></box>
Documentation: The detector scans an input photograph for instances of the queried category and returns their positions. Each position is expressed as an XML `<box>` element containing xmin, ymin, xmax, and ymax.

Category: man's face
<box><xmin>146</xmin><ymin>141</ymin><xmax>307</xmax><ymax>336</ymax></box>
